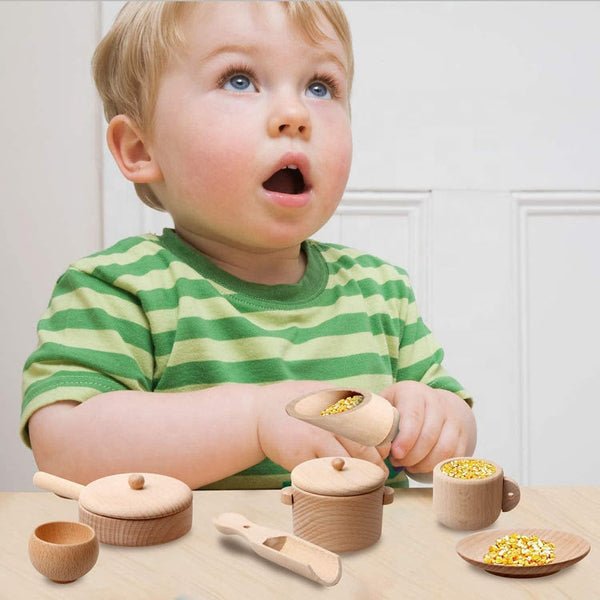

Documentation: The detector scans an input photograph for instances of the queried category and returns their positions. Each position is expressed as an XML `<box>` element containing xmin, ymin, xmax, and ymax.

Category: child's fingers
<box><xmin>376</xmin><ymin>442</ymin><xmax>391</xmax><ymax>460</ymax></box>
<box><xmin>334</xmin><ymin>438</ymin><xmax>389</xmax><ymax>474</ymax></box>
<box><xmin>389</xmin><ymin>393</ymin><xmax>425</xmax><ymax>462</ymax></box>
<box><xmin>405</xmin><ymin>421</ymin><xmax>461</xmax><ymax>473</ymax></box>
<box><xmin>395</xmin><ymin>406</ymin><xmax>444</xmax><ymax>468</ymax></box>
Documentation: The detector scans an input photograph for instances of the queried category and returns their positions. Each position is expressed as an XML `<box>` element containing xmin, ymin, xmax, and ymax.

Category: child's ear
<box><xmin>106</xmin><ymin>115</ymin><xmax>162</xmax><ymax>183</ymax></box>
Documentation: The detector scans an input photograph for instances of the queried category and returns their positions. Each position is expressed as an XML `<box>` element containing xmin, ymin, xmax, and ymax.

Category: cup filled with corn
<box><xmin>433</xmin><ymin>457</ymin><xmax>520</xmax><ymax>530</ymax></box>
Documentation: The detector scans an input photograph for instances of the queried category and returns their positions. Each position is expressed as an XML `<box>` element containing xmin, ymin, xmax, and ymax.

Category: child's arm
<box><xmin>380</xmin><ymin>380</ymin><xmax>477</xmax><ymax>474</ymax></box>
<box><xmin>28</xmin><ymin>381</ymin><xmax>388</xmax><ymax>488</ymax></box>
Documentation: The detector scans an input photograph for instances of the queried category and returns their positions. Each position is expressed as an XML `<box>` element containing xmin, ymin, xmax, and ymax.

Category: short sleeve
<box><xmin>20</xmin><ymin>267</ymin><xmax>154</xmax><ymax>447</ymax></box>
<box><xmin>395</xmin><ymin>278</ymin><xmax>472</xmax><ymax>407</ymax></box>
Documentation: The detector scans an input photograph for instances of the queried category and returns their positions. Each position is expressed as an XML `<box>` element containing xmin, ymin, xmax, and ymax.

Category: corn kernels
<box><xmin>483</xmin><ymin>533</ymin><xmax>556</xmax><ymax>566</ymax></box>
<box><xmin>441</xmin><ymin>458</ymin><xmax>496</xmax><ymax>479</ymax></box>
<box><xmin>320</xmin><ymin>394</ymin><xmax>363</xmax><ymax>415</ymax></box>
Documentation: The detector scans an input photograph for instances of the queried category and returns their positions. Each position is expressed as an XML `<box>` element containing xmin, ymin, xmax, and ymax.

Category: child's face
<box><xmin>147</xmin><ymin>2</ymin><xmax>352</xmax><ymax>254</ymax></box>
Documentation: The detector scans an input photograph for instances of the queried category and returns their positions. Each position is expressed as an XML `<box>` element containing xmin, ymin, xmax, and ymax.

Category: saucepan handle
<box><xmin>33</xmin><ymin>471</ymin><xmax>85</xmax><ymax>500</ymax></box>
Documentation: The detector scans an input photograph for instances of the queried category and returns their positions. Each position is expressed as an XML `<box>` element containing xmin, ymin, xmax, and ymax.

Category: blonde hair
<box><xmin>92</xmin><ymin>1</ymin><xmax>354</xmax><ymax>211</ymax></box>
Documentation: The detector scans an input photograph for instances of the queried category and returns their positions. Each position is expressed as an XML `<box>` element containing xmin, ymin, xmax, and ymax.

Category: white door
<box><xmin>102</xmin><ymin>2</ymin><xmax>600</xmax><ymax>485</ymax></box>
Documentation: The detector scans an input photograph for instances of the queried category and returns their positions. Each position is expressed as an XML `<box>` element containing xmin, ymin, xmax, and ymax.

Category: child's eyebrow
<box><xmin>200</xmin><ymin>44</ymin><xmax>257</xmax><ymax>62</ymax></box>
<box><xmin>200</xmin><ymin>43</ymin><xmax>347</xmax><ymax>75</ymax></box>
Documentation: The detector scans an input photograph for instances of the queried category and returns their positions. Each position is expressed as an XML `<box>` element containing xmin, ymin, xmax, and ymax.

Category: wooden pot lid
<box><xmin>79</xmin><ymin>473</ymin><xmax>192</xmax><ymax>520</ymax></box>
<box><xmin>291</xmin><ymin>457</ymin><xmax>387</xmax><ymax>497</ymax></box>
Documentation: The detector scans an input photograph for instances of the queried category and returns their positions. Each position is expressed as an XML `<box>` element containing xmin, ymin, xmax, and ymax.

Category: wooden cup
<box><xmin>433</xmin><ymin>458</ymin><xmax>520</xmax><ymax>530</ymax></box>
<box><xmin>28</xmin><ymin>521</ymin><xmax>99</xmax><ymax>583</ymax></box>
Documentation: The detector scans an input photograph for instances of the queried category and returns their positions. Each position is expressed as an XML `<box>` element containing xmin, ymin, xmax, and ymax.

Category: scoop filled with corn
<box><xmin>320</xmin><ymin>394</ymin><xmax>364</xmax><ymax>415</ymax></box>
<box><xmin>285</xmin><ymin>388</ymin><xmax>400</xmax><ymax>447</ymax></box>
<box><xmin>484</xmin><ymin>533</ymin><xmax>556</xmax><ymax>566</ymax></box>
<box><xmin>441</xmin><ymin>458</ymin><xmax>496</xmax><ymax>480</ymax></box>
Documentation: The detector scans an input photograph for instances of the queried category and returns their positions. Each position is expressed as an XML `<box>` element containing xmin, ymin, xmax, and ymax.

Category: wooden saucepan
<box><xmin>33</xmin><ymin>471</ymin><xmax>193</xmax><ymax>546</ymax></box>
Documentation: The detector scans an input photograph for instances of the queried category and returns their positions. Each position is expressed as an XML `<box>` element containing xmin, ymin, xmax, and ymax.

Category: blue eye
<box><xmin>306</xmin><ymin>81</ymin><xmax>331</xmax><ymax>99</ymax></box>
<box><xmin>223</xmin><ymin>74</ymin><xmax>256</xmax><ymax>92</ymax></box>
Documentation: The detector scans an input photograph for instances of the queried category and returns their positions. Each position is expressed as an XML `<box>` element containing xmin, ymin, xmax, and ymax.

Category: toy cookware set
<box><xmin>29</xmin><ymin>387</ymin><xmax>589</xmax><ymax>584</ymax></box>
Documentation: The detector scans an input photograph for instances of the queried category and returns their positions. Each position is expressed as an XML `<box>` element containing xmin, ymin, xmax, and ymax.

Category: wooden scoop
<box><xmin>286</xmin><ymin>387</ymin><xmax>399</xmax><ymax>447</ymax></box>
<box><xmin>214</xmin><ymin>512</ymin><xmax>341</xmax><ymax>586</ymax></box>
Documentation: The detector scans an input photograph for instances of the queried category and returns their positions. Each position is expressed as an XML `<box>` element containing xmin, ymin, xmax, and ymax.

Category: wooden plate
<box><xmin>456</xmin><ymin>528</ymin><xmax>590</xmax><ymax>578</ymax></box>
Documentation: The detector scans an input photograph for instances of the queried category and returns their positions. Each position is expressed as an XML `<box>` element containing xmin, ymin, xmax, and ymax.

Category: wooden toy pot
<box><xmin>433</xmin><ymin>457</ymin><xmax>520</xmax><ymax>530</ymax></box>
<box><xmin>33</xmin><ymin>472</ymin><xmax>193</xmax><ymax>546</ymax></box>
<box><xmin>281</xmin><ymin>457</ymin><xmax>394</xmax><ymax>553</ymax></box>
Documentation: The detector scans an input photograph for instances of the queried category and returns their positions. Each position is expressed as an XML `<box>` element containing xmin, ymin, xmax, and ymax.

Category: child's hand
<box><xmin>255</xmin><ymin>381</ymin><xmax>389</xmax><ymax>474</ymax></box>
<box><xmin>380</xmin><ymin>381</ymin><xmax>476</xmax><ymax>474</ymax></box>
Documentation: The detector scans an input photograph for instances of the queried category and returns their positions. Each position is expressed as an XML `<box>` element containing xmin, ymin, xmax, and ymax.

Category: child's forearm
<box><xmin>28</xmin><ymin>384</ymin><xmax>264</xmax><ymax>488</ymax></box>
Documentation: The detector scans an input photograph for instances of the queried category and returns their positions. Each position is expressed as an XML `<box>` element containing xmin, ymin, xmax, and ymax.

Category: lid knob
<box><xmin>331</xmin><ymin>458</ymin><xmax>345</xmax><ymax>471</ymax></box>
<box><xmin>128</xmin><ymin>473</ymin><xmax>145</xmax><ymax>490</ymax></box>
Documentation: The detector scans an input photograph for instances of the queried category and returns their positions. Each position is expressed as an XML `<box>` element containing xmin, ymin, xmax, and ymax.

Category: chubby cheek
<box><xmin>169</xmin><ymin>128</ymin><xmax>255</xmax><ymax>208</ymax></box>
<box><xmin>322</xmin><ymin>127</ymin><xmax>353</xmax><ymax>201</ymax></box>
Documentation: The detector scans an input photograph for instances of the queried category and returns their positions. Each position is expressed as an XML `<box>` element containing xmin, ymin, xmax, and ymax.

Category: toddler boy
<box><xmin>21</xmin><ymin>1</ymin><xmax>476</xmax><ymax>489</ymax></box>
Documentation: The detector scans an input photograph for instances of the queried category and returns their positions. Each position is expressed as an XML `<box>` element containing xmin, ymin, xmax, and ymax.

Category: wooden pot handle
<box><xmin>281</xmin><ymin>487</ymin><xmax>294</xmax><ymax>505</ymax></box>
<box><xmin>382</xmin><ymin>486</ymin><xmax>394</xmax><ymax>505</ymax></box>
<box><xmin>501</xmin><ymin>476</ymin><xmax>520</xmax><ymax>512</ymax></box>
<box><xmin>33</xmin><ymin>471</ymin><xmax>85</xmax><ymax>500</ymax></box>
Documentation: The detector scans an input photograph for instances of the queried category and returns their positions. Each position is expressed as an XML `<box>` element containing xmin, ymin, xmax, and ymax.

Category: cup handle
<box><xmin>501</xmin><ymin>477</ymin><xmax>520</xmax><ymax>512</ymax></box>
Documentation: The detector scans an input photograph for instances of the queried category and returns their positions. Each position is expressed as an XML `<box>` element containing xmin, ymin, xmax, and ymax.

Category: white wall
<box><xmin>2</xmin><ymin>2</ymin><xmax>599</xmax><ymax>490</ymax></box>
<box><xmin>0</xmin><ymin>2</ymin><xmax>102</xmax><ymax>490</ymax></box>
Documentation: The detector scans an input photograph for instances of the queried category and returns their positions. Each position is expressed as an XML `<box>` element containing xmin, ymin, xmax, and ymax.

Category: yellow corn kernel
<box><xmin>483</xmin><ymin>534</ymin><xmax>556</xmax><ymax>566</ymax></box>
<box><xmin>440</xmin><ymin>458</ymin><xmax>496</xmax><ymax>479</ymax></box>
<box><xmin>320</xmin><ymin>394</ymin><xmax>364</xmax><ymax>415</ymax></box>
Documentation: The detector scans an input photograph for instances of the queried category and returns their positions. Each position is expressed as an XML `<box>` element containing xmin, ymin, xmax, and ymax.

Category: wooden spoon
<box><xmin>456</xmin><ymin>528</ymin><xmax>590</xmax><ymax>578</ymax></box>
<box><xmin>214</xmin><ymin>512</ymin><xmax>342</xmax><ymax>586</ymax></box>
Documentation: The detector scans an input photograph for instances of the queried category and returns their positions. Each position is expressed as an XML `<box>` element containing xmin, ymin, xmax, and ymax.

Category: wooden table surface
<box><xmin>1</xmin><ymin>487</ymin><xmax>598</xmax><ymax>599</ymax></box>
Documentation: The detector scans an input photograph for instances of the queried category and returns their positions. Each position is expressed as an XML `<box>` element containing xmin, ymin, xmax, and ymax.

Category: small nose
<box><xmin>267</xmin><ymin>96</ymin><xmax>311</xmax><ymax>139</ymax></box>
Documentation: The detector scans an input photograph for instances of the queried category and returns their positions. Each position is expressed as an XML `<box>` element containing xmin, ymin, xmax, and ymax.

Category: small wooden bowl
<box><xmin>456</xmin><ymin>528</ymin><xmax>591</xmax><ymax>578</ymax></box>
<box><xmin>29</xmin><ymin>521</ymin><xmax>99</xmax><ymax>583</ymax></box>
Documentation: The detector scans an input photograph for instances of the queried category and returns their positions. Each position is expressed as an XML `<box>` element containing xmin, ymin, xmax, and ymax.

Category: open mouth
<box><xmin>263</xmin><ymin>165</ymin><xmax>306</xmax><ymax>195</ymax></box>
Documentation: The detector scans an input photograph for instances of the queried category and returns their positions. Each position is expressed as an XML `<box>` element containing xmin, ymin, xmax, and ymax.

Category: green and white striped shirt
<box><xmin>21</xmin><ymin>229</ymin><xmax>471</xmax><ymax>488</ymax></box>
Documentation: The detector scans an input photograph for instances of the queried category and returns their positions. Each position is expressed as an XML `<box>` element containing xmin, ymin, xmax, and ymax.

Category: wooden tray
<box><xmin>456</xmin><ymin>528</ymin><xmax>590</xmax><ymax>578</ymax></box>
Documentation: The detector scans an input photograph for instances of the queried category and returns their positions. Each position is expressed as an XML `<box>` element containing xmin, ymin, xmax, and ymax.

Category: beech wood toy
<box><xmin>285</xmin><ymin>388</ymin><xmax>399</xmax><ymax>447</ymax></box>
<box><xmin>456</xmin><ymin>528</ymin><xmax>591</xmax><ymax>578</ymax></box>
<box><xmin>214</xmin><ymin>512</ymin><xmax>342</xmax><ymax>586</ymax></box>
<box><xmin>28</xmin><ymin>521</ymin><xmax>99</xmax><ymax>583</ymax></box>
<box><xmin>433</xmin><ymin>457</ymin><xmax>520</xmax><ymax>530</ymax></box>
<box><xmin>281</xmin><ymin>457</ymin><xmax>394</xmax><ymax>553</ymax></box>
<box><xmin>33</xmin><ymin>472</ymin><xmax>192</xmax><ymax>546</ymax></box>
